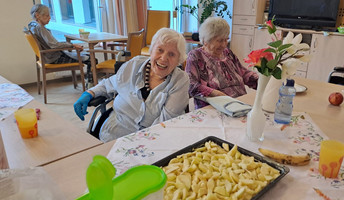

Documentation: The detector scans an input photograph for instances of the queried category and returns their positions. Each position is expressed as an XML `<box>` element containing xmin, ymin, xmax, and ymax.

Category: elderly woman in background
<box><xmin>74</xmin><ymin>28</ymin><xmax>190</xmax><ymax>142</ymax></box>
<box><xmin>28</xmin><ymin>4</ymin><xmax>92</xmax><ymax>80</ymax></box>
<box><xmin>186</xmin><ymin>17</ymin><xmax>258</xmax><ymax>109</ymax></box>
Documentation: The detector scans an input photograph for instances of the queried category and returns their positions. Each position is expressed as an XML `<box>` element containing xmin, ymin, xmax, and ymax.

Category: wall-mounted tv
<box><xmin>268</xmin><ymin>0</ymin><xmax>341</xmax><ymax>30</ymax></box>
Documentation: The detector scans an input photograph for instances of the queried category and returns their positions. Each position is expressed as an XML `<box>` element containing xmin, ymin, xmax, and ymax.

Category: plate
<box><xmin>295</xmin><ymin>83</ymin><xmax>307</xmax><ymax>93</ymax></box>
<box><xmin>153</xmin><ymin>136</ymin><xmax>290</xmax><ymax>200</ymax></box>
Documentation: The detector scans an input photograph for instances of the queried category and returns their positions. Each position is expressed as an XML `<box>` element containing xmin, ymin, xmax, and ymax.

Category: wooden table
<box><xmin>43</xmin><ymin>140</ymin><xmax>116</xmax><ymax>200</ymax></box>
<box><xmin>65</xmin><ymin>32</ymin><xmax>127</xmax><ymax>85</ymax></box>
<box><xmin>0</xmin><ymin>76</ymin><xmax>103</xmax><ymax>169</ymax></box>
<box><xmin>237</xmin><ymin>77</ymin><xmax>344</xmax><ymax>143</ymax></box>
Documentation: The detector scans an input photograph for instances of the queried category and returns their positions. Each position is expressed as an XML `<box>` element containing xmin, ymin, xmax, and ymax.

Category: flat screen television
<box><xmin>268</xmin><ymin>0</ymin><xmax>341</xmax><ymax>30</ymax></box>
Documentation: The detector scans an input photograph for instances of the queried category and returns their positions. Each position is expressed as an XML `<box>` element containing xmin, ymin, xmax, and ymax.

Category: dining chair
<box><xmin>87</xmin><ymin>29</ymin><xmax>145</xmax><ymax>82</ymax></box>
<box><xmin>23</xmin><ymin>27</ymin><xmax>86</xmax><ymax>104</ymax></box>
<box><xmin>328</xmin><ymin>66</ymin><xmax>344</xmax><ymax>85</ymax></box>
<box><xmin>141</xmin><ymin>10</ymin><xmax>170</xmax><ymax>56</ymax></box>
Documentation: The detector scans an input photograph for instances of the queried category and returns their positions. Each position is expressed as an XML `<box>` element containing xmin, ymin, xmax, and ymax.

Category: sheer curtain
<box><xmin>100</xmin><ymin>0</ymin><xmax>147</xmax><ymax>36</ymax></box>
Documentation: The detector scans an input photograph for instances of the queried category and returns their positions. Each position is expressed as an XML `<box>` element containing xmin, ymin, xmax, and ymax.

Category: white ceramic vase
<box><xmin>246</xmin><ymin>73</ymin><xmax>271</xmax><ymax>142</ymax></box>
<box><xmin>261</xmin><ymin>70</ymin><xmax>287</xmax><ymax>113</ymax></box>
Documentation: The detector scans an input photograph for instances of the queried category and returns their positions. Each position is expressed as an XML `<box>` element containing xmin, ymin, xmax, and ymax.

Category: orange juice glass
<box><xmin>14</xmin><ymin>108</ymin><xmax>38</xmax><ymax>138</ymax></box>
<box><xmin>318</xmin><ymin>140</ymin><xmax>344</xmax><ymax>178</ymax></box>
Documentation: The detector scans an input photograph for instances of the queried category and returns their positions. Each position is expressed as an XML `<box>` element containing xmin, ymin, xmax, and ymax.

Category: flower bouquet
<box><xmin>243</xmin><ymin>17</ymin><xmax>310</xmax><ymax>141</ymax></box>
<box><xmin>244</xmin><ymin>17</ymin><xmax>310</xmax><ymax>79</ymax></box>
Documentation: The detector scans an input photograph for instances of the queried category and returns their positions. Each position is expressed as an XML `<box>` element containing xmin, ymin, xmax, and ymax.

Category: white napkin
<box><xmin>196</xmin><ymin>96</ymin><xmax>252</xmax><ymax>117</ymax></box>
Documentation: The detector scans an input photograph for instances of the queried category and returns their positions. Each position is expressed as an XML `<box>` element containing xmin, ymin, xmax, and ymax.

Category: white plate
<box><xmin>295</xmin><ymin>83</ymin><xmax>307</xmax><ymax>93</ymax></box>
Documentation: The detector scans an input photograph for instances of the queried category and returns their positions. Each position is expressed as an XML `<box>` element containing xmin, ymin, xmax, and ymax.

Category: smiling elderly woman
<box><xmin>74</xmin><ymin>28</ymin><xmax>190</xmax><ymax>142</ymax></box>
<box><xmin>186</xmin><ymin>17</ymin><xmax>258</xmax><ymax>109</ymax></box>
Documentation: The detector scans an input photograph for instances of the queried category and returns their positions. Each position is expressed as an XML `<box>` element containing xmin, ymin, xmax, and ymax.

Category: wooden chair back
<box><xmin>127</xmin><ymin>29</ymin><xmax>145</xmax><ymax>59</ymax></box>
<box><xmin>141</xmin><ymin>10</ymin><xmax>170</xmax><ymax>55</ymax></box>
<box><xmin>23</xmin><ymin>27</ymin><xmax>85</xmax><ymax>103</ymax></box>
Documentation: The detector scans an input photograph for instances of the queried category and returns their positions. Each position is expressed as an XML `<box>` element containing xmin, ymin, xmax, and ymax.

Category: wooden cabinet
<box><xmin>231</xmin><ymin>0</ymin><xmax>344</xmax><ymax>82</ymax></box>
<box><xmin>230</xmin><ymin>0</ymin><xmax>266</xmax><ymax>67</ymax></box>
<box><xmin>253</xmin><ymin>27</ymin><xmax>274</xmax><ymax>50</ymax></box>
<box><xmin>307</xmin><ymin>34</ymin><xmax>344</xmax><ymax>82</ymax></box>
<box><xmin>231</xmin><ymin>34</ymin><xmax>253</xmax><ymax>63</ymax></box>
<box><xmin>252</xmin><ymin>26</ymin><xmax>344</xmax><ymax>82</ymax></box>
<box><xmin>233</xmin><ymin>0</ymin><xmax>258</xmax><ymax>16</ymax></box>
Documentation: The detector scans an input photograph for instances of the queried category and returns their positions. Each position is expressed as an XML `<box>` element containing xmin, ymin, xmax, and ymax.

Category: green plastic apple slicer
<box><xmin>76</xmin><ymin>155</ymin><xmax>166</xmax><ymax>200</ymax></box>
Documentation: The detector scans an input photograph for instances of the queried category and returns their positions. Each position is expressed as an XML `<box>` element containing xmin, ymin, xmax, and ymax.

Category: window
<box><xmin>60</xmin><ymin>0</ymin><xmax>74</xmax><ymax>22</ymax></box>
<box><xmin>41</xmin><ymin>0</ymin><xmax>55</xmax><ymax>21</ymax></box>
<box><xmin>42</xmin><ymin>0</ymin><xmax>100</xmax><ymax>36</ymax></box>
<box><xmin>148</xmin><ymin>0</ymin><xmax>198</xmax><ymax>33</ymax></box>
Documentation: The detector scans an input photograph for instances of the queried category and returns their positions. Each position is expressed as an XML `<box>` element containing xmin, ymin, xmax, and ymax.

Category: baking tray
<box><xmin>153</xmin><ymin>136</ymin><xmax>289</xmax><ymax>200</ymax></box>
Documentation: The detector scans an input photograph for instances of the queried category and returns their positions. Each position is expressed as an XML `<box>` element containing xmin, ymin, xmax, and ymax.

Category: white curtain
<box><xmin>99</xmin><ymin>0</ymin><xmax>146</xmax><ymax>36</ymax></box>
<box><xmin>178</xmin><ymin>0</ymin><xmax>198</xmax><ymax>33</ymax></box>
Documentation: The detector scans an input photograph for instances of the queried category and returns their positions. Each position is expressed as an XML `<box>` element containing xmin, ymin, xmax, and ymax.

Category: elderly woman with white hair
<box><xmin>28</xmin><ymin>4</ymin><xmax>93</xmax><ymax>82</ymax></box>
<box><xmin>74</xmin><ymin>28</ymin><xmax>190</xmax><ymax>142</ymax></box>
<box><xmin>28</xmin><ymin>4</ymin><xmax>88</xmax><ymax>65</ymax></box>
<box><xmin>186</xmin><ymin>17</ymin><xmax>258</xmax><ymax>109</ymax></box>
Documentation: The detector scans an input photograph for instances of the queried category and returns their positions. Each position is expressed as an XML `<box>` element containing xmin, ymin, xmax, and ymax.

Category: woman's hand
<box><xmin>73</xmin><ymin>91</ymin><xmax>93</xmax><ymax>121</ymax></box>
<box><xmin>209</xmin><ymin>89</ymin><xmax>227</xmax><ymax>97</ymax></box>
<box><xmin>73</xmin><ymin>44</ymin><xmax>84</xmax><ymax>50</ymax></box>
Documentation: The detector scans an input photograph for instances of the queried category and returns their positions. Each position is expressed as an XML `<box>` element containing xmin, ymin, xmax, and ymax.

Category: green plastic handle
<box><xmin>86</xmin><ymin>155</ymin><xmax>116</xmax><ymax>200</ymax></box>
<box><xmin>76</xmin><ymin>155</ymin><xmax>166</xmax><ymax>200</ymax></box>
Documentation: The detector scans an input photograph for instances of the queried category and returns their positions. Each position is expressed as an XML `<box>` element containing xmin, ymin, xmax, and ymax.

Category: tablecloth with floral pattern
<box><xmin>0</xmin><ymin>83</ymin><xmax>33</xmax><ymax>120</ymax></box>
<box><xmin>107</xmin><ymin>107</ymin><xmax>343</xmax><ymax>200</ymax></box>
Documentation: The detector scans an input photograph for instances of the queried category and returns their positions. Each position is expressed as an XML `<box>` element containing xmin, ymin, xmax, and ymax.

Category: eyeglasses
<box><xmin>215</xmin><ymin>38</ymin><xmax>229</xmax><ymax>44</ymax></box>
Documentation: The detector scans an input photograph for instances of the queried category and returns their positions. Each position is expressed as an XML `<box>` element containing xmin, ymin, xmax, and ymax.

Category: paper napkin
<box><xmin>196</xmin><ymin>96</ymin><xmax>252</xmax><ymax>117</ymax></box>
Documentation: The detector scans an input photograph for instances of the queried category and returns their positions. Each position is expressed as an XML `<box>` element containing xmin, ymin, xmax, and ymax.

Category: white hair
<box><xmin>199</xmin><ymin>17</ymin><xmax>230</xmax><ymax>45</ymax></box>
<box><xmin>149</xmin><ymin>28</ymin><xmax>187</xmax><ymax>64</ymax></box>
<box><xmin>30</xmin><ymin>4</ymin><xmax>49</xmax><ymax>20</ymax></box>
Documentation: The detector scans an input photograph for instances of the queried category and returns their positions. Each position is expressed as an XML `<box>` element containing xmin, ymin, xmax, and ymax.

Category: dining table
<box><xmin>0</xmin><ymin>75</ymin><xmax>102</xmax><ymax>169</ymax></box>
<box><xmin>42</xmin><ymin>77</ymin><xmax>344</xmax><ymax>200</ymax></box>
<box><xmin>65</xmin><ymin>32</ymin><xmax>128</xmax><ymax>86</ymax></box>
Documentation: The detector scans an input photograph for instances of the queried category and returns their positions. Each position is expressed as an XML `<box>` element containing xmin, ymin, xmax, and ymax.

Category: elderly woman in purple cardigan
<box><xmin>186</xmin><ymin>17</ymin><xmax>258</xmax><ymax>109</ymax></box>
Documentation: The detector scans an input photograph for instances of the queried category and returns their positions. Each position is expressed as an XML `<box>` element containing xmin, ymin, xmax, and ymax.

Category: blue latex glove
<box><xmin>74</xmin><ymin>91</ymin><xmax>93</xmax><ymax>121</ymax></box>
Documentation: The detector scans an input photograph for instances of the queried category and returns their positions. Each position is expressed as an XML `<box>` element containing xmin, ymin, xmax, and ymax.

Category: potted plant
<box><xmin>176</xmin><ymin>0</ymin><xmax>231</xmax><ymax>24</ymax></box>
<box><xmin>175</xmin><ymin>0</ymin><xmax>231</xmax><ymax>40</ymax></box>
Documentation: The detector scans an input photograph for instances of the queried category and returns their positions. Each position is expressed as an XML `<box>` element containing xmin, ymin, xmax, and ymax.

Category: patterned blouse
<box><xmin>186</xmin><ymin>47</ymin><xmax>258</xmax><ymax>109</ymax></box>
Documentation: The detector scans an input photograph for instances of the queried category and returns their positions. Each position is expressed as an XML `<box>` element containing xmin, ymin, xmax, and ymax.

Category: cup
<box><xmin>80</xmin><ymin>32</ymin><xmax>90</xmax><ymax>39</ymax></box>
<box><xmin>14</xmin><ymin>108</ymin><xmax>38</xmax><ymax>138</ymax></box>
<box><xmin>318</xmin><ymin>140</ymin><xmax>344</xmax><ymax>178</ymax></box>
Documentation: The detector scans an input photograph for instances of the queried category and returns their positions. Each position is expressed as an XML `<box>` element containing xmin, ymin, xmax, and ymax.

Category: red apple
<box><xmin>328</xmin><ymin>92</ymin><xmax>343</xmax><ymax>106</ymax></box>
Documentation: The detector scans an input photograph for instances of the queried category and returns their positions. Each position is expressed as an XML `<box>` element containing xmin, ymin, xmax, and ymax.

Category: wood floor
<box><xmin>21</xmin><ymin>78</ymin><xmax>96</xmax><ymax>132</ymax></box>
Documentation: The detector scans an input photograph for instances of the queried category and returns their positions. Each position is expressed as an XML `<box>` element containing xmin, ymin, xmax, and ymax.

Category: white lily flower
<box><xmin>296</xmin><ymin>43</ymin><xmax>310</xmax><ymax>51</ymax></box>
<box><xmin>292</xmin><ymin>34</ymin><xmax>302</xmax><ymax>45</ymax></box>
<box><xmin>281</xmin><ymin>59</ymin><xmax>301</xmax><ymax>76</ymax></box>
<box><xmin>286</xmin><ymin>34</ymin><xmax>302</xmax><ymax>54</ymax></box>
<box><xmin>283</xmin><ymin>31</ymin><xmax>294</xmax><ymax>44</ymax></box>
<box><xmin>283</xmin><ymin>32</ymin><xmax>310</xmax><ymax>55</ymax></box>
<box><xmin>298</xmin><ymin>54</ymin><xmax>311</xmax><ymax>62</ymax></box>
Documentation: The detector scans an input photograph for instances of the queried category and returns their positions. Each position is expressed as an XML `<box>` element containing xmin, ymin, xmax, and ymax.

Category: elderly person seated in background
<box><xmin>74</xmin><ymin>28</ymin><xmax>190</xmax><ymax>142</ymax></box>
<box><xmin>28</xmin><ymin>4</ymin><xmax>91</xmax><ymax>79</ymax></box>
<box><xmin>186</xmin><ymin>17</ymin><xmax>258</xmax><ymax>109</ymax></box>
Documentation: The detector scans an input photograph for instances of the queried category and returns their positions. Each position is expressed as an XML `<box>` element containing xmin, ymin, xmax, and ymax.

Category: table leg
<box><xmin>102</xmin><ymin>42</ymin><xmax>108</xmax><ymax>61</ymax></box>
<box><xmin>89</xmin><ymin>43</ymin><xmax>98</xmax><ymax>85</ymax></box>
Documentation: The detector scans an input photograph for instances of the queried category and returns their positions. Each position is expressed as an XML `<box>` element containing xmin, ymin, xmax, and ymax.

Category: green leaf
<box><xmin>268</xmin><ymin>40</ymin><xmax>282</xmax><ymax>48</ymax></box>
<box><xmin>272</xmin><ymin>67</ymin><xmax>282</xmax><ymax>79</ymax></box>
<box><xmin>267</xmin><ymin>59</ymin><xmax>278</xmax><ymax>69</ymax></box>
<box><xmin>278</xmin><ymin>44</ymin><xmax>292</xmax><ymax>52</ymax></box>
<box><xmin>264</xmin><ymin>48</ymin><xmax>276</xmax><ymax>53</ymax></box>
<box><xmin>262</xmin><ymin>67</ymin><xmax>270</xmax><ymax>76</ymax></box>
<box><xmin>259</xmin><ymin>57</ymin><xmax>268</xmax><ymax>72</ymax></box>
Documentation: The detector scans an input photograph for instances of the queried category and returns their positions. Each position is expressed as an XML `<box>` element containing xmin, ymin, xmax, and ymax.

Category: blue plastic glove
<box><xmin>74</xmin><ymin>91</ymin><xmax>93</xmax><ymax>121</ymax></box>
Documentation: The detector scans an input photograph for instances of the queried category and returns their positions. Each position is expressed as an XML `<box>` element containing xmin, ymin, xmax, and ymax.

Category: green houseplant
<box><xmin>175</xmin><ymin>0</ymin><xmax>231</xmax><ymax>24</ymax></box>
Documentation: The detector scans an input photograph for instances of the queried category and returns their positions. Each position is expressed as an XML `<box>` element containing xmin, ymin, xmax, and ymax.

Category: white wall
<box><xmin>0</xmin><ymin>0</ymin><xmax>37</xmax><ymax>84</ymax></box>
